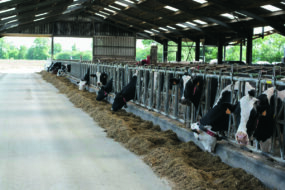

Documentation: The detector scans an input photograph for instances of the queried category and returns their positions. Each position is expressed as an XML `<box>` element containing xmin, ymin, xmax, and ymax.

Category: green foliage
<box><xmin>53</xmin><ymin>43</ymin><xmax>62</xmax><ymax>55</ymax></box>
<box><xmin>18</xmin><ymin>46</ymin><xmax>27</xmax><ymax>59</ymax></box>
<box><xmin>26</xmin><ymin>38</ymin><xmax>50</xmax><ymax>60</ymax></box>
<box><xmin>136</xmin><ymin>34</ymin><xmax>285</xmax><ymax>63</ymax></box>
<box><xmin>55</xmin><ymin>52</ymin><xmax>72</xmax><ymax>60</ymax></box>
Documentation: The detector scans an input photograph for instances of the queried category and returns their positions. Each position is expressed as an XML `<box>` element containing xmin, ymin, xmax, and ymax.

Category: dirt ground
<box><xmin>40</xmin><ymin>71</ymin><xmax>268</xmax><ymax>190</ymax></box>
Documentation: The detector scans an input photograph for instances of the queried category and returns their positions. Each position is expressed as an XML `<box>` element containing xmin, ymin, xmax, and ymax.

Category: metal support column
<box><xmin>163</xmin><ymin>39</ymin><xmax>168</xmax><ymax>63</ymax></box>
<box><xmin>51</xmin><ymin>36</ymin><xmax>54</xmax><ymax>60</ymax></box>
<box><xmin>218</xmin><ymin>43</ymin><xmax>223</xmax><ymax>64</ymax></box>
<box><xmin>195</xmin><ymin>38</ymin><xmax>200</xmax><ymax>61</ymax></box>
<box><xmin>246</xmin><ymin>29</ymin><xmax>253</xmax><ymax>65</ymax></box>
<box><xmin>176</xmin><ymin>37</ymin><xmax>182</xmax><ymax>62</ymax></box>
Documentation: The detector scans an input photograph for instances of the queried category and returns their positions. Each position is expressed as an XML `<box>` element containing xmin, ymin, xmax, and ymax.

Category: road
<box><xmin>0</xmin><ymin>72</ymin><xmax>171</xmax><ymax>190</ymax></box>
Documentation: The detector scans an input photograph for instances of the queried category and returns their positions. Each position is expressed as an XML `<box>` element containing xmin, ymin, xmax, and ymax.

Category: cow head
<box><xmin>96</xmin><ymin>78</ymin><xmax>113</xmax><ymax>101</ymax></box>
<box><xmin>170</xmin><ymin>73</ymin><xmax>192</xmax><ymax>104</ymax></box>
<box><xmin>94</xmin><ymin>72</ymin><xmax>108</xmax><ymax>87</ymax></box>
<box><xmin>78</xmin><ymin>68</ymin><xmax>90</xmax><ymax>91</ymax></box>
<box><xmin>191</xmin><ymin>123</ymin><xmax>217</xmax><ymax>152</ymax></box>
<box><xmin>111</xmin><ymin>92</ymin><xmax>127</xmax><ymax>111</ymax></box>
<box><xmin>235</xmin><ymin>93</ymin><xmax>259</xmax><ymax>145</ymax></box>
<box><xmin>78</xmin><ymin>80</ymin><xmax>87</xmax><ymax>91</ymax></box>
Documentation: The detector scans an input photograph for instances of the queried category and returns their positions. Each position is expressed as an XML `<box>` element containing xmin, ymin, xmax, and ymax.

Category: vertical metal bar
<box><xmin>143</xmin><ymin>70</ymin><xmax>148</xmax><ymax>105</ymax></box>
<box><xmin>149</xmin><ymin>69</ymin><xmax>154</xmax><ymax>108</ymax></box>
<box><xmin>113</xmin><ymin>65</ymin><xmax>117</xmax><ymax>93</ymax></box>
<box><xmin>204</xmin><ymin>77</ymin><xmax>210</xmax><ymax>112</ymax></box>
<box><xmin>271</xmin><ymin>67</ymin><xmax>277</xmax><ymax>153</ymax></box>
<box><xmin>156</xmin><ymin>72</ymin><xmax>161</xmax><ymax>110</ymax></box>
<box><xmin>164</xmin><ymin>72</ymin><xmax>170</xmax><ymax>115</ymax></box>
<box><xmin>137</xmin><ymin>69</ymin><xmax>142</xmax><ymax>103</ymax></box>
<box><xmin>173</xmin><ymin>72</ymin><xmax>179</xmax><ymax>118</ymax></box>
<box><xmin>281</xmin><ymin>99</ymin><xmax>285</xmax><ymax>160</ymax></box>
<box><xmin>228</xmin><ymin>65</ymin><xmax>234</xmax><ymax>137</ymax></box>
<box><xmin>186</xmin><ymin>105</ymin><xmax>191</xmax><ymax>128</ymax></box>
<box><xmin>191</xmin><ymin>104</ymin><xmax>195</xmax><ymax>123</ymax></box>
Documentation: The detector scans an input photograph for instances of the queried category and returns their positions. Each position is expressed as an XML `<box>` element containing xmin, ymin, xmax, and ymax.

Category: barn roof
<box><xmin>1</xmin><ymin>0</ymin><xmax>285</xmax><ymax>45</ymax></box>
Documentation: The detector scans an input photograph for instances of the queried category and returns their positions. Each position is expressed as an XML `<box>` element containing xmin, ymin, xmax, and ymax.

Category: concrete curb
<box><xmin>68</xmin><ymin>75</ymin><xmax>285</xmax><ymax>190</ymax></box>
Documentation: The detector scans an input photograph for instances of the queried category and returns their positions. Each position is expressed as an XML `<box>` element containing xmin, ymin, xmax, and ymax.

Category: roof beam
<box><xmin>153</xmin><ymin>0</ymin><xmax>236</xmax><ymax>32</ymax></box>
<box><xmin>0</xmin><ymin>4</ymin><xmax>85</xmax><ymax>33</ymax></box>
<box><xmin>86</xmin><ymin>10</ymin><xmax>178</xmax><ymax>42</ymax></box>
<box><xmin>0</xmin><ymin>0</ymin><xmax>67</xmax><ymax>19</ymax></box>
<box><xmin>207</xmin><ymin>0</ymin><xmax>285</xmax><ymax>36</ymax></box>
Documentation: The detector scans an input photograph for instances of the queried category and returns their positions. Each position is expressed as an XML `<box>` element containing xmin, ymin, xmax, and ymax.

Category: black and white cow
<box><xmin>78</xmin><ymin>68</ymin><xmax>91</xmax><ymax>91</ymax></box>
<box><xmin>111</xmin><ymin>73</ymin><xmax>137</xmax><ymax>111</ymax></box>
<box><xmin>235</xmin><ymin>87</ymin><xmax>285</xmax><ymax>151</ymax></box>
<box><xmin>48</xmin><ymin>62</ymin><xmax>62</xmax><ymax>74</ymax></box>
<box><xmin>93</xmin><ymin>72</ymin><xmax>108</xmax><ymax>87</ymax></box>
<box><xmin>56</xmin><ymin>64</ymin><xmax>67</xmax><ymax>77</ymax></box>
<box><xmin>170</xmin><ymin>74</ymin><xmax>217</xmax><ymax>109</ymax></box>
<box><xmin>96</xmin><ymin>78</ymin><xmax>113</xmax><ymax>101</ymax></box>
<box><xmin>191</xmin><ymin>82</ymin><xmax>255</xmax><ymax>152</ymax></box>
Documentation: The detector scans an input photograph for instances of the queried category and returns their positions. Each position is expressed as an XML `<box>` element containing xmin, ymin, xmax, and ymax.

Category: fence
<box><xmin>58</xmin><ymin>59</ymin><xmax>285</xmax><ymax>163</ymax></box>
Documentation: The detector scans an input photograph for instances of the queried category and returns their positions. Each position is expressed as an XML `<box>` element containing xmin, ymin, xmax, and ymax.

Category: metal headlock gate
<box><xmin>58</xmin><ymin>60</ymin><xmax>285</xmax><ymax>163</ymax></box>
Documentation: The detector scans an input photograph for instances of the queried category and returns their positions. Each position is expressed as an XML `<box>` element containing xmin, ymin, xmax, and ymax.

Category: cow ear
<box><xmin>262</xmin><ymin>110</ymin><xmax>267</xmax><ymax>116</ymax></box>
<box><xmin>223</xmin><ymin>103</ymin><xmax>237</xmax><ymax>114</ymax></box>
<box><xmin>90</xmin><ymin>74</ymin><xmax>96</xmax><ymax>77</ymax></box>
<box><xmin>169</xmin><ymin>78</ymin><xmax>180</xmax><ymax>85</ymax></box>
<box><xmin>248</xmin><ymin>89</ymin><xmax>256</xmax><ymax>97</ymax></box>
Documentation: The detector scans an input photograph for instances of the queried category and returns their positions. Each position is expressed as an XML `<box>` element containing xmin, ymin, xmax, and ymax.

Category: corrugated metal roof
<box><xmin>0</xmin><ymin>0</ymin><xmax>285</xmax><ymax>45</ymax></box>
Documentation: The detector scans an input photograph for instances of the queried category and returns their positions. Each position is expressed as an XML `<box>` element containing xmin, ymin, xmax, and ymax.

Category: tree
<box><xmin>53</xmin><ymin>43</ymin><xmax>62</xmax><ymax>55</ymax></box>
<box><xmin>72</xmin><ymin>44</ymin><xmax>77</xmax><ymax>51</ymax></box>
<box><xmin>26</xmin><ymin>38</ymin><xmax>50</xmax><ymax>60</ymax></box>
<box><xmin>55</xmin><ymin>52</ymin><xmax>72</xmax><ymax>60</ymax></box>
<box><xmin>0</xmin><ymin>38</ymin><xmax>9</xmax><ymax>59</ymax></box>
<box><xmin>17</xmin><ymin>46</ymin><xmax>27</xmax><ymax>59</ymax></box>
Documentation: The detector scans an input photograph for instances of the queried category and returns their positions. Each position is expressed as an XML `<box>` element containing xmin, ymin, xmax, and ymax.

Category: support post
<box><xmin>218</xmin><ymin>43</ymin><xmax>223</xmax><ymax>64</ymax></box>
<box><xmin>150</xmin><ymin>45</ymin><xmax>158</xmax><ymax>65</ymax></box>
<box><xmin>240</xmin><ymin>40</ymin><xmax>243</xmax><ymax>62</ymax></box>
<box><xmin>163</xmin><ymin>39</ymin><xmax>168</xmax><ymax>63</ymax></box>
<box><xmin>195</xmin><ymin>38</ymin><xmax>200</xmax><ymax>61</ymax></box>
<box><xmin>246</xmin><ymin>29</ymin><xmax>253</xmax><ymax>65</ymax></box>
<box><xmin>51</xmin><ymin>36</ymin><xmax>54</xmax><ymax>60</ymax></box>
<box><xmin>176</xmin><ymin>37</ymin><xmax>182</xmax><ymax>62</ymax></box>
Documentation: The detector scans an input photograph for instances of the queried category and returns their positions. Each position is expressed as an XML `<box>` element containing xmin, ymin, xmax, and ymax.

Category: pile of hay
<box><xmin>40</xmin><ymin>71</ymin><xmax>268</xmax><ymax>190</ymax></box>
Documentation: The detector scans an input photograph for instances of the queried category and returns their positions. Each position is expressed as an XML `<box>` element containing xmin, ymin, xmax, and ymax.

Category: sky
<box><xmin>4</xmin><ymin>37</ymin><xmax>145</xmax><ymax>51</ymax></box>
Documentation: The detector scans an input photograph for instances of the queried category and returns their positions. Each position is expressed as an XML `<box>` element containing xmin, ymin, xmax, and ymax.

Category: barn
<box><xmin>1</xmin><ymin>0</ymin><xmax>285</xmax><ymax>189</ymax></box>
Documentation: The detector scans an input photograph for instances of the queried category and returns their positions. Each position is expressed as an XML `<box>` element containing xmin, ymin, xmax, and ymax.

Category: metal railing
<box><xmin>57</xmin><ymin>60</ymin><xmax>285</xmax><ymax>162</ymax></box>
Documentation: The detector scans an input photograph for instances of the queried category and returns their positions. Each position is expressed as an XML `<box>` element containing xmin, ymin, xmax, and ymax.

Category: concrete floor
<box><xmin>0</xmin><ymin>72</ymin><xmax>171</xmax><ymax>190</ymax></box>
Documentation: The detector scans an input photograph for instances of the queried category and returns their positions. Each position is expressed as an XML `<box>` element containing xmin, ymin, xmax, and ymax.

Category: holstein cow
<box><xmin>170</xmin><ymin>74</ymin><xmax>217</xmax><ymax>109</ymax></box>
<box><xmin>56</xmin><ymin>64</ymin><xmax>67</xmax><ymax>77</ymax></box>
<box><xmin>78</xmin><ymin>68</ymin><xmax>91</xmax><ymax>91</ymax></box>
<box><xmin>191</xmin><ymin>82</ymin><xmax>255</xmax><ymax>152</ymax></box>
<box><xmin>93</xmin><ymin>72</ymin><xmax>108</xmax><ymax>87</ymax></box>
<box><xmin>111</xmin><ymin>72</ymin><xmax>137</xmax><ymax>111</ymax></box>
<box><xmin>96</xmin><ymin>78</ymin><xmax>113</xmax><ymax>101</ymax></box>
<box><xmin>235</xmin><ymin>87</ymin><xmax>285</xmax><ymax>152</ymax></box>
<box><xmin>48</xmin><ymin>62</ymin><xmax>62</xmax><ymax>74</ymax></box>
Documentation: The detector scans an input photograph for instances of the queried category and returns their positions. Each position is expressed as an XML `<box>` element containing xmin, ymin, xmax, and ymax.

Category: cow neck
<box><xmin>123</xmin><ymin>97</ymin><xmax>127</xmax><ymax>104</ymax></box>
<box><xmin>198</xmin><ymin>123</ymin><xmax>224</xmax><ymax>140</ymax></box>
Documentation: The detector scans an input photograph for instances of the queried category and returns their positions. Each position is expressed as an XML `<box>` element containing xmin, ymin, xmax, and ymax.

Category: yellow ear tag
<box><xmin>226</xmin><ymin>108</ymin><xmax>231</xmax><ymax>114</ymax></box>
<box><xmin>197</xmin><ymin>82</ymin><xmax>199</xmax><ymax>86</ymax></box>
<box><xmin>262</xmin><ymin>110</ymin><xmax>266</xmax><ymax>116</ymax></box>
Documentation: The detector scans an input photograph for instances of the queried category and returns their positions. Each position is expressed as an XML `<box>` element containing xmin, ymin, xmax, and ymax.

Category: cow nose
<box><xmin>97</xmin><ymin>82</ymin><xmax>101</xmax><ymax>86</ymax></box>
<box><xmin>236</xmin><ymin>132</ymin><xmax>248</xmax><ymax>145</ymax></box>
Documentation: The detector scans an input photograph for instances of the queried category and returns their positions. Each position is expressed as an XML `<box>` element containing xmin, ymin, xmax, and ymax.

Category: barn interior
<box><xmin>1</xmin><ymin>0</ymin><xmax>285</xmax><ymax>64</ymax></box>
<box><xmin>1</xmin><ymin>1</ymin><xmax>285</xmax><ymax>189</ymax></box>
